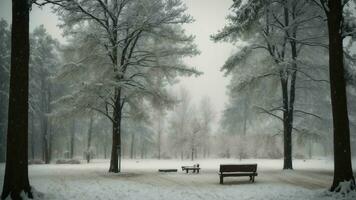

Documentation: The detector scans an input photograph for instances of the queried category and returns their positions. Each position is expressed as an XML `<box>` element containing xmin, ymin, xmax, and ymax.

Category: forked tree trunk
<box><xmin>108</xmin><ymin>2</ymin><xmax>121</xmax><ymax>171</ymax></box>
<box><xmin>326</xmin><ymin>0</ymin><xmax>355</xmax><ymax>191</ymax></box>
<box><xmin>1</xmin><ymin>0</ymin><xmax>32</xmax><ymax>199</ymax></box>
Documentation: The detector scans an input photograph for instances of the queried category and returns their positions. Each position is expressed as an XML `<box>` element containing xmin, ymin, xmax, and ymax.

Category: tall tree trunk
<box><xmin>103</xmin><ymin>132</ymin><xmax>108</xmax><ymax>159</ymax></box>
<box><xmin>0</xmin><ymin>102</ymin><xmax>6</xmax><ymax>163</ymax></box>
<box><xmin>281</xmin><ymin>75</ymin><xmax>293</xmax><ymax>169</ymax></box>
<box><xmin>43</xmin><ymin>81</ymin><xmax>52</xmax><ymax>164</ymax></box>
<box><xmin>157</xmin><ymin>117</ymin><xmax>161</xmax><ymax>160</ymax></box>
<box><xmin>109</xmin><ymin>89</ymin><xmax>121</xmax><ymax>173</ymax></box>
<box><xmin>48</xmin><ymin>122</ymin><xmax>52</xmax><ymax>163</ymax></box>
<box><xmin>47</xmin><ymin>88</ymin><xmax>52</xmax><ymax>163</ymax></box>
<box><xmin>308</xmin><ymin>140</ymin><xmax>313</xmax><ymax>159</ymax></box>
<box><xmin>0</xmin><ymin>83</ymin><xmax>8</xmax><ymax>163</ymax></box>
<box><xmin>242</xmin><ymin>96</ymin><xmax>248</xmax><ymax>136</ymax></box>
<box><xmin>1</xmin><ymin>0</ymin><xmax>32</xmax><ymax>198</ymax></box>
<box><xmin>86</xmin><ymin>116</ymin><xmax>93</xmax><ymax>163</ymax></box>
<box><xmin>326</xmin><ymin>0</ymin><xmax>355</xmax><ymax>191</ymax></box>
<box><xmin>41</xmin><ymin>113</ymin><xmax>48</xmax><ymax>163</ymax></box>
<box><xmin>130</xmin><ymin>133</ymin><xmax>135</xmax><ymax>159</ymax></box>
<box><xmin>282</xmin><ymin>0</ymin><xmax>293</xmax><ymax>170</ymax></box>
<box><xmin>0</xmin><ymin>125</ymin><xmax>5</xmax><ymax>163</ymax></box>
<box><xmin>108</xmin><ymin>1</ymin><xmax>122</xmax><ymax>171</ymax></box>
<box><xmin>140</xmin><ymin>140</ymin><xmax>145</xmax><ymax>159</ymax></box>
<box><xmin>70</xmin><ymin>120</ymin><xmax>75</xmax><ymax>159</ymax></box>
<box><xmin>40</xmin><ymin>76</ymin><xmax>49</xmax><ymax>163</ymax></box>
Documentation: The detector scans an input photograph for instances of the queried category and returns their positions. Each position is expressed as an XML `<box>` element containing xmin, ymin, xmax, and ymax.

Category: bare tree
<box><xmin>38</xmin><ymin>0</ymin><xmax>198</xmax><ymax>173</ymax></box>
<box><xmin>213</xmin><ymin>0</ymin><xmax>327</xmax><ymax>169</ymax></box>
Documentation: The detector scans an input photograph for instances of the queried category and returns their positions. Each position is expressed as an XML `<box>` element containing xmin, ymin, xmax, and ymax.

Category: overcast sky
<box><xmin>0</xmin><ymin>0</ymin><xmax>235</xmax><ymax>131</ymax></box>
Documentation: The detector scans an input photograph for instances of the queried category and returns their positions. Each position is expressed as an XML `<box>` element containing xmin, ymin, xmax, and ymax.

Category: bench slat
<box><xmin>219</xmin><ymin>164</ymin><xmax>257</xmax><ymax>173</ymax></box>
<box><xmin>220</xmin><ymin>172</ymin><xmax>258</xmax><ymax>177</ymax></box>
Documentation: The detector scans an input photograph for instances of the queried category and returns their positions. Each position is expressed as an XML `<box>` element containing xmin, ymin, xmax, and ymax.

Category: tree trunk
<box><xmin>282</xmin><ymin>1</ymin><xmax>294</xmax><ymax>170</ymax></box>
<box><xmin>48</xmin><ymin>122</ymin><xmax>52</xmax><ymax>163</ymax></box>
<box><xmin>281</xmin><ymin>75</ymin><xmax>293</xmax><ymax>170</ymax></box>
<box><xmin>326</xmin><ymin>0</ymin><xmax>355</xmax><ymax>191</ymax></box>
<box><xmin>0</xmin><ymin>98</ymin><xmax>6</xmax><ymax>163</ymax></box>
<box><xmin>108</xmin><ymin>1</ymin><xmax>122</xmax><ymax>171</ymax></box>
<box><xmin>109</xmin><ymin>89</ymin><xmax>121</xmax><ymax>173</ymax></box>
<box><xmin>140</xmin><ymin>140</ymin><xmax>145</xmax><ymax>159</ymax></box>
<box><xmin>283</xmin><ymin>30</ymin><xmax>298</xmax><ymax>170</ymax></box>
<box><xmin>1</xmin><ymin>0</ymin><xmax>32</xmax><ymax>198</ymax></box>
<box><xmin>242</xmin><ymin>96</ymin><xmax>248</xmax><ymax>136</ymax></box>
<box><xmin>41</xmin><ymin>112</ymin><xmax>48</xmax><ymax>163</ymax></box>
<box><xmin>43</xmin><ymin>81</ymin><xmax>52</xmax><ymax>164</ymax></box>
<box><xmin>308</xmin><ymin>140</ymin><xmax>313</xmax><ymax>159</ymax></box>
<box><xmin>0</xmin><ymin>77</ymin><xmax>8</xmax><ymax>163</ymax></box>
<box><xmin>70</xmin><ymin>120</ymin><xmax>75</xmax><ymax>159</ymax></box>
<box><xmin>86</xmin><ymin>116</ymin><xmax>93</xmax><ymax>163</ymax></box>
<box><xmin>103</xmin><ymin>132</ymin><xmax>108</xmax><ymax>159</ymax></box>
<box><xmin>130</xmin><ymin>133</ymin><xmax>135</xmax><ymax>159</ymax></box>
<box><xmin>0</xmin><ymin>125</ymin><xmax>5</xmax><ymax>163</ymax></box>
<box><xmin>157</xmin><ymin>122</ymin><xmax>161</xmax><ymax>160</ymax></box>
<box><xmin>40</xmin><ymin>75</ymin><xmax>49</xmax><ymax>163</ymax></box>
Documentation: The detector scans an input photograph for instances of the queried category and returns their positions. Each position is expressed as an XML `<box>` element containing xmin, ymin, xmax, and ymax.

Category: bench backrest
<box><xmin>219</xmin><ymin>164</ymin><xmax>257</xmax><ymax>173</ymax></box>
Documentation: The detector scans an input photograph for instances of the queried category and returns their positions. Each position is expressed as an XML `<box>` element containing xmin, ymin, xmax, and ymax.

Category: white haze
<box><xmin>0</xmin><ymin>0</ymin><xmax>236</xmax><ymax>132</ymax></box>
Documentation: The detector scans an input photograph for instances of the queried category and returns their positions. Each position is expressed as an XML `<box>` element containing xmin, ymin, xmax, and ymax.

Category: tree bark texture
<box><xmin>326</xmin><ymin>0</ymin><xmax>355</xmax><ymax>191</ymax></box>
<box><xmin>1</xmin><ymin>0</ymin><xmax>32</xmax><ymax>199</ymax></box>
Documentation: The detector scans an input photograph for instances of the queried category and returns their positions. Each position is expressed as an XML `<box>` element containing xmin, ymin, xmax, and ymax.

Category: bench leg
<box><xmin>220</xmin><ymin>176</ymin><xmax>223</xmax><ymax>184</ymax></box>
<box><xmin>252</xmin><ymin>176</ymin><xmax>255</xmax><ymax>183</ymax></box>
<box><xmin>186</xmin><ymin>169</ymin><xmax>188</xmax><ymax>173</ymax></box>
<box><xmin>249</xmin><ymin>176</ymin><xmax>252</xmax><ymax>182</ymax></box>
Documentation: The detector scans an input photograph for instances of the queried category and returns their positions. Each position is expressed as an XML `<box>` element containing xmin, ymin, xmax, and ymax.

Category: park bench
<box><xmin>181</xmin><ymin>164</ymin><xmax>200</xmax><ymax>173</ymax></box>
<box><xmin>219</xmin><ymin>164</ymin><xmax>258</xmax><ymax>184</ymax></box>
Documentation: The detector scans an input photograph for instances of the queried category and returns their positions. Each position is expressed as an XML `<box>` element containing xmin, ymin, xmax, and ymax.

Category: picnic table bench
<box><xmin>219</xmin><ymin>164</ymin><xmax>258</xmax><ymax>184</ymax></box>
<box><xmin>181</xmin><ymin>164</ymin><xmax>200</xmax><ymax>173</ymax></box>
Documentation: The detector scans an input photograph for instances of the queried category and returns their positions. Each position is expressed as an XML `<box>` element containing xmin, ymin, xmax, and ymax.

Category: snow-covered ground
<box><xmin>0</xmin><ymin>159</ymin><xmax>355</xmax><ymax>200</ymax></box>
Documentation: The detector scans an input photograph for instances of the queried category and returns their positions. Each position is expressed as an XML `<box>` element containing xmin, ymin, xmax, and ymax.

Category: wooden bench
<box><xmin>219</xmin><ymin>164</ymin><xmax>258</xmax><ymax>184</ymax></box>
<box><xmin>181</xmin><ymin>164</ymin><xmax>200</xmax><ymax>173</ymax></box>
